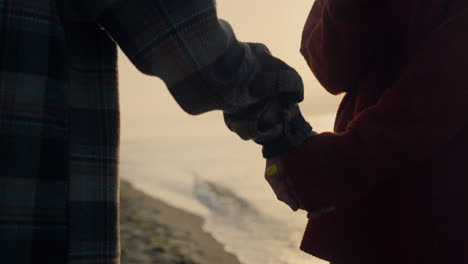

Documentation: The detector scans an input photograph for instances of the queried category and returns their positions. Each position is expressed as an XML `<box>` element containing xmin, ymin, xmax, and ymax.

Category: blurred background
<box><xmin>118</xmin><ymin>0</ymin><xmax>343</xmax><ymax>263</ymax></box>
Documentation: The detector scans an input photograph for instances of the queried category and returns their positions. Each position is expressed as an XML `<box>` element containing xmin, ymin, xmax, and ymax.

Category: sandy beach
<box><xmin>120</xmin><ymin>180</ymin><xmax>242</xmax><ymax>264</ymax></box>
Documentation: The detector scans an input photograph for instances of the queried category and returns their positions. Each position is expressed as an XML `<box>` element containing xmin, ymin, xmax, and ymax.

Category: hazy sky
<box><xmin>118</xmin><ymin>0</ymin><xmax>342</xmax><ymax>139</ymax></box>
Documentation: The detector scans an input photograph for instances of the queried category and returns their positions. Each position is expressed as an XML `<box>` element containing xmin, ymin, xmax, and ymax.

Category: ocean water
<box><xmin>120</xmin><ymin>114</ymin><xmax>334</xmax><ymax>264</ymax></box>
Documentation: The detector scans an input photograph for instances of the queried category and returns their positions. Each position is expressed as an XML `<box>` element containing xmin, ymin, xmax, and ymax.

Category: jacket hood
<box><xmin>300</xmin><ymin>0</ymin><xmax>453</xmax><ymax>95</ymax></box>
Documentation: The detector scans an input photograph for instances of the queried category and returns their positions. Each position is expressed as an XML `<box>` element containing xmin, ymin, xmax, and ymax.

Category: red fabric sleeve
<box><xmin>301</xmin><ymin>0</ymin><xmax>386</xmax><ymax>95</ymax></box>
<box><xmin>283</xmin><ymin>7</ymin><xmax>468</xmax><ymax>212</ymax></box>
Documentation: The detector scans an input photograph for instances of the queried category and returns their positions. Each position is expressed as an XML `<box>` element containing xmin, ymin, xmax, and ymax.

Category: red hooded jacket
<box><xmin>281</xmin><ymin>0</ymin><xmax>468</xmax><ymax>263</ymax></box>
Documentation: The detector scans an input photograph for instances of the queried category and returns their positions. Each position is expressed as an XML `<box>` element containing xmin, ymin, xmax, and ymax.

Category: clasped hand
<box><xmin>265</xmin><ymin>157</ymin><xmax>302</xmax><ymax>211</ymax></box>
<box><xmin>222</xmin><ymin>43</ymin><xmax>313</xmax><ymax>212</ymax></box>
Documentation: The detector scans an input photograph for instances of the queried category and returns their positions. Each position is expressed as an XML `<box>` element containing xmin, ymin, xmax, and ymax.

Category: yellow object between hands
<box><xmin>265</xmin><ymin>164</ymin><xmax>279</xmax><ymax>177</ymax></box>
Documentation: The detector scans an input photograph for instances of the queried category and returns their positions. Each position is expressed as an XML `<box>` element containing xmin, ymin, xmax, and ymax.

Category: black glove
<box><xmin>246</xmin><ymin>43</ymin><xmax>305</xmax><ymax>105</ymax></box>
<box><xmin>224</xmin><ymin>100</ymin><xmax>314</xmax><ymax>158</ymax></box>
<box><xmin>256</xmin><ymin>103</ymin><xmax>314</xmax><ymax>158</ymax></box>
<box><xmin>224</xmin><ymin>43</ymin><xmax>314</xmax><ymax>158</ymax></box>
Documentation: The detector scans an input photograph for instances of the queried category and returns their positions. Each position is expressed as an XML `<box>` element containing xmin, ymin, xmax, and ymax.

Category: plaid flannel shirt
<box><xmin>0</xmin><ymin>0</ymin><xmax>311</xmax><ymax>263</ymax></box>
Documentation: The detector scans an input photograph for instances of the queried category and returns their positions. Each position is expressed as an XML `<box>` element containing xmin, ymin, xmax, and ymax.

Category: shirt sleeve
<box><xmin>282</xmin><ymin>7</ymin><xmax>468</xmax><ymax>212</ymax></box>
<box><xmin>74</xmin><ymin>0</ymin><xmax>288</xmax><ymax>116</ymax></box>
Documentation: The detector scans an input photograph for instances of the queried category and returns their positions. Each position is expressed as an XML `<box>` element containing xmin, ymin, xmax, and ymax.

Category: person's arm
<box><xmin>74</xmin><ymin>0</ymin><xmax>312</xmax><ymax>157</ymax></box>
<box><xmin>301</xmin><ymin>0</ymin><xmax>386</xmax><ymax>95</ymax></box>
<box><xmin>281</xmin><ymin>7</ymin><xmax>468</xmax><ymax>212</ymax></box>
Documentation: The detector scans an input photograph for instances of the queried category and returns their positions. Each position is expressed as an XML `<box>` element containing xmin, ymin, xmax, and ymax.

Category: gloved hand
<box><xmin>265</xmin><ymin>156</ymin><xmax>337</xmax><ymax>216</ymax></box>
<box><xmin>223</xmin><ymin>43</ymin><xmax>313</xmax><ymax>158</ymax></box>
<box><xmin>245</xmin><ymin>43</ymin><xmax>305</xmax><ymax>104</ymax></box>
<box><xmin>265</xmin><ymin>158</ymin><xmax>336</xmax><ymax>214</ymax></box>
<box><xmin>264</xmin><ymin>157</ymin><xmax>301</xmax><ymax>211</ymax></box>
<box><xmin>224</xmin><ymin>101</ymin><xmax>313</xmax><ymax>158</ymax></box>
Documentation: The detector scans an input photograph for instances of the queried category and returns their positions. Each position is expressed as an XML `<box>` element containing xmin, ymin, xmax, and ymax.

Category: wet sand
<box><xmin>120</xmin><ymin>180</ymin><xmax>242</xmax><ymax>264</ymax></box>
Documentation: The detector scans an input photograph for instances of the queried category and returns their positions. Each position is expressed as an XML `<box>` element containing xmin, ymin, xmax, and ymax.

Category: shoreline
<box><xmin>120</xmin><ymin>179</ymin><xmax>242</xmax><ymax>264</ymax></box>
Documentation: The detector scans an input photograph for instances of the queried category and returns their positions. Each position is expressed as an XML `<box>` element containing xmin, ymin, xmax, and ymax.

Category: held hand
<box><xmin>265</xmin><ymin>158</ymin><xmax>338</xmax><ymax>217</ymax></box>
<box><xmin>264</xmin><ymin>158</ymin><xmax>301</xmax><ymax>211</ymax></box>
<box><xmin>223</xmin><ymin>42</ymin><xmax>312</xmax><ymax>158</ymax></box>
<box><xmin>225</xmin><ymin>102</ymin><xmax>313</xmax><ymax>158</ymax></box>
